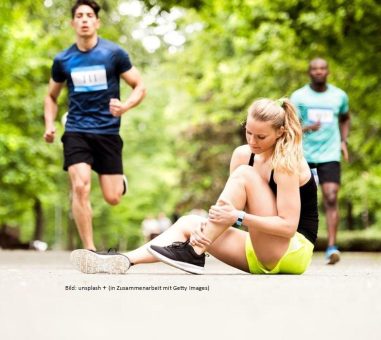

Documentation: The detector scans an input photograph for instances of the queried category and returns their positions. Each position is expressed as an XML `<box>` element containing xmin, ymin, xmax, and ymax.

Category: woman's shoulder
<box><xmin>299</xmin><ymin>159</ymin><xmax>312</xmax><ymax>185</ymax></box>
<box><xmin>273</xmin><ymin>159</ymin><xmax>311</xmax><ymax>186</ymax></box>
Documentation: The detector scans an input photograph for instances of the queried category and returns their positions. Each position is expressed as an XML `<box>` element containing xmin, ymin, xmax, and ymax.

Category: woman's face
<box><xmin>245</xmin><ymin>116</ymin><xmax>284</xmax><ymax>154</ymax></box>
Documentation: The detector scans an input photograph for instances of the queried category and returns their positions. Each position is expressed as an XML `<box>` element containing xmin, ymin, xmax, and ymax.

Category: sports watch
<box><xmin>235</xmin><ymin>210</ymin><xmax>246</xmax><ymax>227</ymax></box>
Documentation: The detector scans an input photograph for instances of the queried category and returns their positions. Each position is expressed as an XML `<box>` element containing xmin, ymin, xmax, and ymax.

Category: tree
<box><xmin>143</xmin><ymin>0</ymin><xmax>381</xmax><ymax>229</ymax></box>
<box><xmin>0</xmin><ymin>0</ymin><xmax>186</xmax><ymax>248</ymax></box>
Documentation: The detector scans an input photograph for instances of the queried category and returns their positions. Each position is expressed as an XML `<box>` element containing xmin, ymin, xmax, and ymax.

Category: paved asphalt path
<box><xmin>0</xmin><ymin>250</ymin><xmax>380</xmax><ymax>340</ymax></box>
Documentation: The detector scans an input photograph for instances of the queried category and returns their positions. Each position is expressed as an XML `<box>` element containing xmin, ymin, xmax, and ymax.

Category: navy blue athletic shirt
<box><xmin>52</xmin><ymin>38</ymin><xmax>132</xmax><ymax>134</ymax></box>
<box><xmin>248</xmin><ymin>153</ymin><xmax>319</xmax><ymax>244</ymax></box>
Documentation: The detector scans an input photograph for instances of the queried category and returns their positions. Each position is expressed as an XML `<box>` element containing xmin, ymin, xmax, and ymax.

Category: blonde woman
<box><xmin>71</xmin><ymin>98</ymin><xmax>318</xmax><ymax>275</ymax></box>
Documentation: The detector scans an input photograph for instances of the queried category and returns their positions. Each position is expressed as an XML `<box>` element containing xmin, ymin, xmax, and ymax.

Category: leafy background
<box><xmin>1</xmin><ymin>0</ymin><xmax>381</xmax><ymax>250</ymax></box>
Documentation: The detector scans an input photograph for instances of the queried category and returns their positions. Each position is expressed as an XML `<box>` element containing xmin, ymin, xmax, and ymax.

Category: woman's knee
<box><xmin>231</xmin><ymin>164</ymin><xmax>262</xmax><ymax>183</ymax></box>
<box><xmin>175</xmin><ymin>215</ymin><xmax>205</xmax><ymax>234</ymax></box>
<box><xmin>230</xmin><ymin>165</ymin><xmax>275</xmax><ymax>215</ymax></box>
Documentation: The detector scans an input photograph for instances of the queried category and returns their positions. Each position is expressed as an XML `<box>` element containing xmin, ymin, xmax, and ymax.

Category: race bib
<box><xmin>71</xmin><ymin>65</ymin><xmax>108</xmax><ymax>92</ymax></box>
<box><xmin>307</xmin><ymin>108</ymin><xmax>334</xmax><ymax>123</ymax></box>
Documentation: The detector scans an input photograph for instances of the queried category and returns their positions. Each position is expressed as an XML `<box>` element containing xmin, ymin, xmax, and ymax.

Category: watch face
<box><xmin>235</xmin><ymin>211</ymin><xmax>245</xmax><ymax>226</ymax></box>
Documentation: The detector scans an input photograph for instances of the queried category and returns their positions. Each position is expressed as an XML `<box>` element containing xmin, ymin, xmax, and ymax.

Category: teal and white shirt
<box><xmin>291</xmin><ymin>84</ymin><xmax>349</xmax><ymax>163</ymax></box>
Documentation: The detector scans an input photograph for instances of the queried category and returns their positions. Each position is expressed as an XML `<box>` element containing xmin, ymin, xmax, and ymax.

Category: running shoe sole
<box><xmin>147</xmin><ymin>247</ymin><xmax>204</xmax><ymax>275</ymax></box>
<box><xmin>327</xmin><ymin>252</ymin><xmax>340</xmax><ymax>265</ymax></box>
<box><xmin>70</xmin><ymin>249</ymin><xmax>130</xmax><ymax>274</ymax></box>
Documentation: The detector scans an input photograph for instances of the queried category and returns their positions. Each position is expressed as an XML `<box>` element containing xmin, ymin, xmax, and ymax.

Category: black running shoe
<box><xmin>70</xmin><ymin>249</ymin><xmax>130</xmax><ymax>274</ymax></box>
<box><xmin>148</xmin><ymin>241</ymin><xmax>205</xmax><ymax>274</ymax></box>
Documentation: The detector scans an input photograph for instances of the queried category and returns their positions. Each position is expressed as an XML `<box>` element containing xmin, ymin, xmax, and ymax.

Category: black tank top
<box><xmin>248</xmin><ymin>153</ymin><xmax>318</xmax><ymax>244</ymax></box>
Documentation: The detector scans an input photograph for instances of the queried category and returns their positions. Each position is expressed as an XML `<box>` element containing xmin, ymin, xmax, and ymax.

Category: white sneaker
<box><xmin>31</xmin><ymin>240</ymin><xmax>48</xmax><ymax>251</ymax></box>
<box><xmin>70</xmin><ymin>249</ymin><xmax>131</xmax><ymax>274</ymax></box>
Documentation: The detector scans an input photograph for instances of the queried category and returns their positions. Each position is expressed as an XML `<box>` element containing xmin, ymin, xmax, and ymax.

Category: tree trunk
<box><xmin>33</xmin><ymin>197</ymin><xmax>44</xmax><ymax>240</ymax></box>
<box><xmin>362</xmin><ymin>203</ymin><xmax>369</xmax><ymax>229</ymax></box>
<box><xmin>346</xmin><ymin>200</ymin><xmax>354</xmax><ymax>230</ymax></box>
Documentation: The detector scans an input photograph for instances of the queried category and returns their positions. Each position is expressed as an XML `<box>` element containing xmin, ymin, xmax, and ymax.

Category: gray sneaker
<box><xmin>70</xmin><ymin>249</ymin><xmax>131</xmax><ymax>274</ymax></box>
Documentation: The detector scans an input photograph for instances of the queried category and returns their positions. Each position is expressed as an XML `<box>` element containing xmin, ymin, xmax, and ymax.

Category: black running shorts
<box><xmin>61</xmin><ymin>132</ymin><xmax>123</xmax><ymax>174</ymax></box>
<box><xmin>308</xmin><ymin>161</ymin><xmax>341</xmax><ymax>184</ymax></box>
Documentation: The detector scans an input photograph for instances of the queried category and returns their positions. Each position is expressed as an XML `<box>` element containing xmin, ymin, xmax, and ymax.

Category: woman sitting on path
<box><xmin>71</xmin><ymin>98</ymin><xmax>318</xmax><ymax>275</ymax></box>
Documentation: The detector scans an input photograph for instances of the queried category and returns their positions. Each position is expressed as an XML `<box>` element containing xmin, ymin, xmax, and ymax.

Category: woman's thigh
<box><xmin>207</xmin><ymin>227</ymin><xmax>250</xmax><ymax>273</ymax></box>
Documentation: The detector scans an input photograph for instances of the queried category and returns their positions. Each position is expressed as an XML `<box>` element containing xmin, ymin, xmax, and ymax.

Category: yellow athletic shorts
<box><xmin>245</xmin><ymin>232</ymin><xmax>314</xmax><ymax>275</ymax></box>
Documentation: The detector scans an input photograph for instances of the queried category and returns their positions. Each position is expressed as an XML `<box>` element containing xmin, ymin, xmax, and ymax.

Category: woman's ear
<box><xmin>277</xmin><ymin>126</ymin><xmax>285</xmax><ymax>138</ymax></box>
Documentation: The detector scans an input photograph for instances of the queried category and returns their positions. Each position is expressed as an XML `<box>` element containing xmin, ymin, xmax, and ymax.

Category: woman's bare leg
<box><xmin>129</xmin><ymin>165</ymin><xmax>286</xmax><ymax>270</ymax></box>
<box><xmin>193</xmin><ymin>165</ymin><xmax>280</xmax><ymax>271</ymax></box>
<box><xmin>191</xmin><ymin>164</ymin><xmax>290</xmax><ymax>268</ymax></box>
<box><xmin>71</xmin><ymin>215</ymin><xmax>206</xmax><ymax>274</ymax></box>
<box><xmin>193</xmin><ymin>165</ymin><xmax>278</xmax><ymax>254</ymax></box>
<box><xmin>207</xmin><ymin>227</ymin><xmax>250</xmax><ymax>272</ymax></box>
<box><xmin>124</xmin><ymin>215</ymin><xmax>204</xmax><ymax>264</ymax></box>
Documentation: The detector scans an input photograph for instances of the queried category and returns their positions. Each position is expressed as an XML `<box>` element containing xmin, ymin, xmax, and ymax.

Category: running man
<box><xmin>291</xmin><ymin>58</ymin><xmax>350</xmax><ymax>264</ymax></box>
<box><xmin>44</xmin><ymin>0</ymin><xmax>146</xmax><ymax>251</ymax></box>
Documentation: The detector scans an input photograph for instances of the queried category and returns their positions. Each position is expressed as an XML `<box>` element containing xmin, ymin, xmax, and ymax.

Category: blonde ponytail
<box><xmin>248</xmin><ymin>98</ymin><xmax>303</xmax><ymax>174</ymax></box>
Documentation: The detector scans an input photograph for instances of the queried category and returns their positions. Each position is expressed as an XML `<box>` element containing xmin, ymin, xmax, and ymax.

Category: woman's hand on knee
<box><xmin>190</xmin><ymin>220</ymin><xmax>211</xmax><ymax>247</ymax></box>
<box><xmin>208</xmin><ymin>199</ymin><xmax>238</xmax><ymax>225</ymax></box>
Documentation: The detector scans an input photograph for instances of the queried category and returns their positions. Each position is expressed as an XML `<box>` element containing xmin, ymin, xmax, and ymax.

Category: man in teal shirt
<box><xmin>291</xmin><ymin>58</ymin><xmax>350</xmax><ymax>264</ymax></box>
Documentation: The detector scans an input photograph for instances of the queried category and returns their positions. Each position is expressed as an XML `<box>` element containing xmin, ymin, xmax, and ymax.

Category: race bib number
<box><xmin>71</xmin><ymin>65</ymin><xmax>108</xmax><ymax>92</ymax></box>
<box><xmin>307</xmin><ymin>108</ymin><xmax>334</xmax><ymax>123</ymax></box>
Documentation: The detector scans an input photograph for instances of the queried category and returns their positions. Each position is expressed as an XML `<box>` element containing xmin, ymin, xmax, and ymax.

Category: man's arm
<box><xmin>339</xmin><ymin>112</ymin><xmax>350</xmax><ymax>161</ymax></box>
<box><xmin>109</xmin><ymin>66</ymin><xmax>146</xmax><ymax>117</ymax></box>
<box><xmin>302</xmin><ymin>122</ymin><xmax>321</xmax><ymax>133</ymax></box>
<box><xmin>44</xmin><ymin>79</ymin><xmax>64</xmax><ymax>143</ymax></box>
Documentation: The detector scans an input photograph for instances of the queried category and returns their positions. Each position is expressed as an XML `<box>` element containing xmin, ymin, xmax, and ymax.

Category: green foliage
<box><xmin>0</xmin><ymin>0</ymin><xmax>177</xmax><ymax>248</ymax></box>
<box><xmin>150</xmin><ymin>0</ymin><xmax>381</xmax><ymax>230</ymax></box>
<box><xmin>0</xmin><ymin>1</ymin><xmax>63</xmax><ymax>234</ymax></box>
<box><xmin>1</xmin><ymin>0</ymin><xmax>381</xmax><ymax>251</ymax></box>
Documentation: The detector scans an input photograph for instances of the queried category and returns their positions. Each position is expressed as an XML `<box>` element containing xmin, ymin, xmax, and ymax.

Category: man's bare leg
<box><xmin>68</xmin><ymin>163</ymin><xmax>95</xmax><ymax>250</ymax></box>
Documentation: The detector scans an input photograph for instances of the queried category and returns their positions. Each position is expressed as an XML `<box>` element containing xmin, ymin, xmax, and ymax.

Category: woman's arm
<box><xmin>209</xmin><ymin>170</ymin><xmax>301</xmax><ymax>239</ymax></box>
